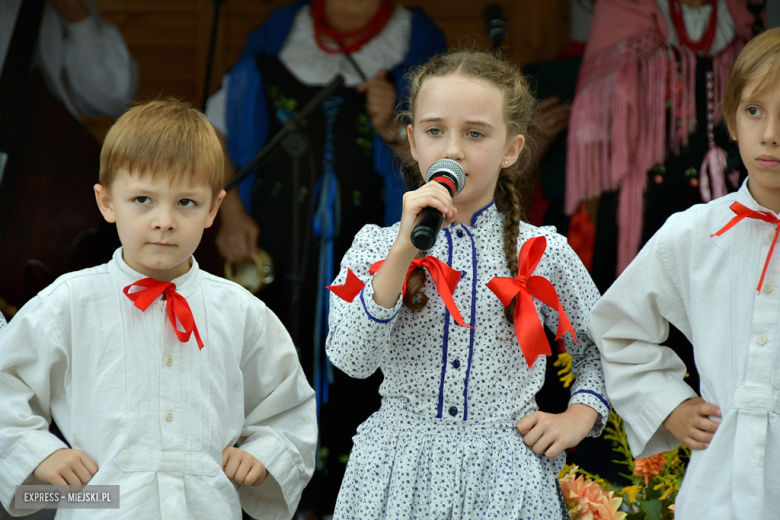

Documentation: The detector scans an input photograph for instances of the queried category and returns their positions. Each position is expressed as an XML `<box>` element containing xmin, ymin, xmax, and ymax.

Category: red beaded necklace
<box><xmin>311</xmin><ymin>0</ymin><xmax>394</xmax><ymax>55</ymax></box>
<box><xmin>668</xmin><ymin>0</ymin><xmax>718</xmax><ymax>54</ymax></box>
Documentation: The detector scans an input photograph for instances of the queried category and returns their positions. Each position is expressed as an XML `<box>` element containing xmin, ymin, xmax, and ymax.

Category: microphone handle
<box><xmin>411</xmin><ymin>207</ymin><xmax>445</xmax><ymax>250</ymax></box>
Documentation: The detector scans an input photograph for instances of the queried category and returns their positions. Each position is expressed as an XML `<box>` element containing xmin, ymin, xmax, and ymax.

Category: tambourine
<box><xmin>224</xmin><ymin>249</ymin><xmax>275</xmax><ymax>294</ymax></box>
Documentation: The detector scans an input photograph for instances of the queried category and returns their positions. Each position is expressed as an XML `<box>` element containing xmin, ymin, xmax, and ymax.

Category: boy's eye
<box><xmin>134</xmin><ymin>196</ymin><xmax>150</xmax><ymax>204</ymax></box>
<box><xmin>747</xmin><ymin>106</ymin><xmax>763</xmax><ymax>116</ymax></box>
<box><xmin>467</xmin><ymin>131</ymin><xmax>483</xmax><ymax>138</ymax></box>
<box><xmin>427</xmin><ymin>128</ymin><xmax>442</xmax><ymax>136</ymax></box>
<box><xmin>179</xmin><ymin>199</ymin><xmax>196</xmax><ymax>208</ymax></box>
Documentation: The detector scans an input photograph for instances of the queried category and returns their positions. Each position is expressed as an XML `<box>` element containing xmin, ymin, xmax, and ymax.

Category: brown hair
<box><xmin>100</xmin><ymin>98</ymin><xmax>225</xmax><ymax>198</ymax></box>
<box><xmin>395</xmin><ymin>50</ymin><xmax>538</xmax><ymax>323</ymax></box>
<box><xmin>722</xmin><ymin>27</ymin><xmax>780</xmax><ymax>134</ymax></box>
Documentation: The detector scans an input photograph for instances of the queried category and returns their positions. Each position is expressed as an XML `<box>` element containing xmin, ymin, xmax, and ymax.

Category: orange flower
<box><xmin>633</xmin><ymin>453</ymin><xmax>666</xmax><ymax>485</ymax></box>
<box><xmin>560</xmin><ymin>469</ymin><xmax>627</xmax><ymax>520</ymax></box>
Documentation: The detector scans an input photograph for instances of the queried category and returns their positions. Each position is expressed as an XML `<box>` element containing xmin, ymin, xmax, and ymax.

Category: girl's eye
<box><xmin>467</xmin><ymin>131</ymin><xmax>483</xmax><ymax>138</ymax></box>
<box><xmin>427</xmin><ymin>128</ymin><xmax>442</xmax><ymax>136</ymax></box>
<box><xmin>134</xmin><ymin>196</ymin><xmax>150</xmax><ymax>204</ymax></box>
<box><xmin>747</xmin><ymin>106</ymin><xmax>763</xmax><ymax>116</ymax></box>
<box><xmin>179</xmin><ymin>199</ymin><xmax>196</xmax><ymax>208</ymax></box>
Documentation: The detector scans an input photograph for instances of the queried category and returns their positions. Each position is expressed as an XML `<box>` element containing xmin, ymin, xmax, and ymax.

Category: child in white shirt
<box><xmin>590</xmin><ymin>27</ymin><xmax>780</xmax><ymax>520</ymax></box>
<box><xmin>0</xmin><ymin>99</ymin><xmax>317</xmax><ymax>519</ymax></box>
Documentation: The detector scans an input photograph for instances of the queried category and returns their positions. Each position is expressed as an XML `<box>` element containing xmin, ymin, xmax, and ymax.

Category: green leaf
<box><xmin>626</xmin><ymin>513</ymin><xmax>646</xmax><ymax>520</ymax></box>
<box><xmin>638</xmin><ymin>499</ymin><xmax>663</xmax><ymax>520</ymax></box>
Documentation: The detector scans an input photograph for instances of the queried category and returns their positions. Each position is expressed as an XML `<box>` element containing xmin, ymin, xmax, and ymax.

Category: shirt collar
<box><xmin>468</xmin><ymin>199</ymin><xmax>498</xmax><ymax>228</ymax></box>
<box><xmin>736</xmin><ymin>178</ymin><xmax>780</xmax><ymax>218</ymax></box>
<box><xmin>108</xmin><ymin>247</ymin><xmax>201</xmax><ymax>298</ymax></box>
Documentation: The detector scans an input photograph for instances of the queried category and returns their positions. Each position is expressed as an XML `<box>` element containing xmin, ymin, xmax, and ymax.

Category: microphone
<box><xmin>482</xmin><ymin>4</ymin><xmax>507</xmax><ymax>49</ymax></box>
<box><xmin>411</xmin><ymin>159</ymin><xmax>466</xmax><ymax>250</ymax></box>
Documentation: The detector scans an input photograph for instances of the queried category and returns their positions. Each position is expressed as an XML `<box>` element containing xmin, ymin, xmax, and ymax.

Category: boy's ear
<box><xmin>205</xmin><ymin>189</ymin><xmax>227</xmax><ymax>229</ymax></box>
<box><xmin>94</xmin><ymin>184</ymin><xmax>116</xmax><ymax>223</ymax></box>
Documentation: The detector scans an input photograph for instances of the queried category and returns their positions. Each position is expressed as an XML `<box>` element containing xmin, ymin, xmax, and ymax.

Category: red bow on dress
<box><xmin>486</xmin><ymin>236</ymin><xmax>576</xmax><ymax>367</ymax></box>
<box><xmin>327</xmin><ymin>257</ymin><xmax>472</xmax><ymax>328</ymax></box>
<box><xmin>123</xmin><ymin>278</ymin><xmax>204</xmax><ymax>350</ymax></box>
<box><xmin>712</xmin><ymin>201</ymin><xmax>780</xmax><ymax>293</ymax></box>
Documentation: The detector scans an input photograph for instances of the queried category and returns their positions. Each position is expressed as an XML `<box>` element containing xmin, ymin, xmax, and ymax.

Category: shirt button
<box><xmin>165</xmin><ymin>356</ymin><xmax>173</xmax><ymax>367</ymax></box>
<box><xmin>452</xmin><ymin>359</ymin><xmax>461</xmax><ymax>369</ymax></box>
<box><xmin>758</xmin><ymin>335</ymin><xmax>767</xmax><ymax>345</ymax></box>
<box><xmin>456</xmin><ymin>229</ymin><xmax>464</xmax><ymax>238</ymax></box>
<box><xmin>165</xmin><ymin>411</ymin><xmax>174</xmax><ymax>421</ymax></box>
<box><xmin>448</xmin><ymin>406</ymin><xmax>458</xmax><ymax>417</ymax></box>
<box><xmin>764</xmin><ymin>284</ymin><xmax>773</xmax><ymax>293</ymax></box>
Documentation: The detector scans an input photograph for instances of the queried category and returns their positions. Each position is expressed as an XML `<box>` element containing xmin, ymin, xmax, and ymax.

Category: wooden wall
<box><xmin>93</xmin><ymin>0</ymin><xmax>570</xmax><ymax>120</ymax></box>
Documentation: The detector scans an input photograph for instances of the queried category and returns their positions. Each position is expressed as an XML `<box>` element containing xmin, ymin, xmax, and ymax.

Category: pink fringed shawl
<box><xmin>565</xmin><ymin>0</ymin><xmax>760</xmax><ymax>274</ymax></box>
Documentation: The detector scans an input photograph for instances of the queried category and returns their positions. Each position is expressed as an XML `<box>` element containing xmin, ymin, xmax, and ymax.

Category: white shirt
<box><xmin>0</xmin><ymin>0</ymin><xmax>138</xmax><ymax>118</ymax></box>
<box><xmin>656</xmin><ymin>0</ymin><xmax>736</xmax><ymax>56</ymax></box>
<box><xmin>205</xmin><ymin>4</ymin><xmax>412</xmax><ymax>136</ymax></box>
<box><xmin>590</xmin><ymin>180</ymin><xmax>780</xmax><ymax>519</ymax></box>
<box><xmin>0</xmin><ymin>248</ymin><xmax>317</xmax><ymax>520</ymax></box>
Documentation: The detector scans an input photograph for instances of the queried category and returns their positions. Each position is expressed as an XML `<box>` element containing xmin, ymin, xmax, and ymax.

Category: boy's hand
<box><xmin>222</xmin><ymin>446</ymin><xmax>267</xmax><ymax>486</ymax></box>
<box><xmin>33</xmin><ymin>449</ymin><xmax>98</xmax><ymax>485</ymax></box>
<box><xmin>662</xmin><ymin>397</ymin><xmax>721</xmax><ymax>450</ymax></box>
<box><xmin>517</xmin><ymin>404</ymin><xmax>599</xmax><ymax>459</ymax></box>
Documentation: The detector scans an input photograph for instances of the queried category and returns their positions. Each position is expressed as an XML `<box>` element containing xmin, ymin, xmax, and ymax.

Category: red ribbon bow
<box><xmin>327</xmin><ymin>257</ymin><xmax>471</xmax><ymax>329</ymax></box>
<box><xmin>123</xmin><ymin>278</ymin><xmax>204</xmax><ymax>350</ymax></box>
<box><xmin>486</xmin><ymin>236</ymin><xmax>576</xmax><ymax>367</ymax></box>
<box><xmin>712</xmin><ymin>201</ymin><xmax>780</xmax><ymax>293</ymax></box>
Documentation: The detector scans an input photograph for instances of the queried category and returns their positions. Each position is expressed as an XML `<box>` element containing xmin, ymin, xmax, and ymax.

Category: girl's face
<box><xmin>730</xmin><ymin>65</ymin><xmax>780</xmax><ymax>209</ymax></box>
<box><xmin>407</xmin><ymin>74</ymin><xmax>524</xmax><ymax>218</ymax></box>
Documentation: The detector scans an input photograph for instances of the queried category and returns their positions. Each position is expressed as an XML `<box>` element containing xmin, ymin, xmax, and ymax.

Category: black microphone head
<box><xmin>482</xmin><ymin>4</ymin><xmax>507</xmax><ymax>48</ymax></box>
<box><xmin>425</xmin><ymin>159</ymin><xmax>466</xmax><ymax>196</ymax></box>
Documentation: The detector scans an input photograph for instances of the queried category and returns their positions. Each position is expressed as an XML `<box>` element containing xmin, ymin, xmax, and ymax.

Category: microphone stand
<box><xmin>224</xmin><ymin>75</ymin><xmax>345</xmax><ymax>348</ymax></box>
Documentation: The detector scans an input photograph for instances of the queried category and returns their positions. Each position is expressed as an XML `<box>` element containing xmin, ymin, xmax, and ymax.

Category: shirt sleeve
<box><xmin>235</xmin><ymin>303</ymin><xmax>317</xmax><ymax>520</ymax></box>
<box><xmin>60</xmin><ymin>0</ymin><xmax>138</xmax><ymax>117</ymax></box>
<box><xmin>589</xmin><ymin>222</ymin><xmax>698</xmax><ymax>458</ymax></box>
<box><xmin>326</xmin><ymin>224</ymin><xmax>403</xmax><ymax>379</ymax></box>
<box><xmin>0</xmin><ymin>297</ymin><xmax>71</xmax><ymax>516</ymax></box>
<box><xmin>540</xmin><ymin>233</ymin><xmax>610</xmax><ymax>436</ymax></box>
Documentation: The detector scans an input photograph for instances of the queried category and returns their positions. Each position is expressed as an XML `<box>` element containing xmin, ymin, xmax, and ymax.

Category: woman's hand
<box><xmin>357</xmin><ymin>69</ymin><xmax>397</xmax><ymax>143</ymax></box>
<box><xmin>517</xmin><ymin>403</ymin><xmax>599</xmax><ymax>459</ymax></box>
<box><xmin>222</xmin><ymin>446</ymin><xmax>267</xmax><ymax>486</ymax></box>
<box><xmin>662</xmin><ymin>397</ymin><xmax>721</xmax><ymax>450</ymax></box>
<box><xmin>216</xmin><ymin>192</ymin><xmax>261</xmax><ymax>264</ymax></box>
<box><xmin>33</xmin><ymin>449</ymin><xmax>98</xmax><ymax>485</ymax></box>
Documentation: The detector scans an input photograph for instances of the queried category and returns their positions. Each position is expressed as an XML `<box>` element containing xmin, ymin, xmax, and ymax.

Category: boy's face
<box><xmin>730</xmin><ymin>68</ymin><xmax>780</xmax><ymax>205</ymax></box>
<box><xmin>94</xmin><ymin>168</ymin><xmax>226</xmax><ymax>281</ymax></box>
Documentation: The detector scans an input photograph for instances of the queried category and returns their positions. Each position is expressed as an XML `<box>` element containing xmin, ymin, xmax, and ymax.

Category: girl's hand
<box><xmin>395</xmin><ymin>180</ymin><xmax>457</xmax><ymax>253</ymax></box>
<box><xmin>222</xmin><ymin>446</ymin><xmax>267</xmax><ymax>486</ymax></box>
<box><xmin>516</xmin><ymin>404</ymin><xmax>599</xmax><ymax>459</ymax></box>
<box><xmin>33</xmin><ymin>449</ymin><xmax>98</xmax><ymax>485</ymax></box>
<box><xmin>662</xmin><ymin>397</ymin><xmax>721</xmax><ymax>450</ymax></box>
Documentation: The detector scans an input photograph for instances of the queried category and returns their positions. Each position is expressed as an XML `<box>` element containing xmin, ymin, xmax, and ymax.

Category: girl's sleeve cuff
<box><xmin>570</xmin><ymin>389</ymin><xmax>611</xmax><ymax>437</ymax></box>
<box><xmin>359</xmin><ymin>279</ymin><xmax>402</xmax><ymax>324</ymax></box>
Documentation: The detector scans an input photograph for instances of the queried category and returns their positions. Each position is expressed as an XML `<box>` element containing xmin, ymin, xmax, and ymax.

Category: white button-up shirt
<box><xmin>590</xmin><ymin>180</ymin><xmax>780</xmax><ymax>519</ymax></box>
<box><xmin>0</xmin><ymin>249</ymin><xmax>316</xmax><ymax>519</ymax></box>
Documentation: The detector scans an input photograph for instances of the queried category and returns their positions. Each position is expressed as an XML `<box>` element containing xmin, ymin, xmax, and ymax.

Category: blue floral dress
<box><xmin>326</xmin><ymin>201</ymin><xmax>610</xmax><ymax>519</ymax></box>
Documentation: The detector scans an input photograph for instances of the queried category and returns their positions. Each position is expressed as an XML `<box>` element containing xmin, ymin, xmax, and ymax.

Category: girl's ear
<box><xmin>502</xmin><ymin>134</ymin><xmax>525</xmax><ymax>168</ymax></box>
<box><xmin>407</xmin><ymin>123</ymin><xmax>417</xmax><ymax>160</ymax></box>
<box><xmin>94</xmin><ymin>184</ymin><xmax>116</xmax><ymax>224</ymax></box>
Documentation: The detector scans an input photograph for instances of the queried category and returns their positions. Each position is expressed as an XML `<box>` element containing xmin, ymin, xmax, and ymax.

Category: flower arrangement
<box><xmin>558</xmin><ymin>411</ymin><xmax>689</xmax><ymax>520</ymax></box>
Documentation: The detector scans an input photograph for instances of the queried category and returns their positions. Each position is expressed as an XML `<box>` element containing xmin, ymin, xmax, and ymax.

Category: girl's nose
<box><xmin>444</xmin><ymin>135</ymin><xmax>464</xmax><ymax>161</ymax></box>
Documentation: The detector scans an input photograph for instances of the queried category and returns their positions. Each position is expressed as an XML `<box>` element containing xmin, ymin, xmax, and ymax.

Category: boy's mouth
<box><xmin>150</xmin><ymin>242</ymin><xmax>175</xmax><ymax>247</ymax></box>
<box><xmin>757</xmin><ymin>155</ymin><xmax>780</xmax><ymax>169</ymax></box>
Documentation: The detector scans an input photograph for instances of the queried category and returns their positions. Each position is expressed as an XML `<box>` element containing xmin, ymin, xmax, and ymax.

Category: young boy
<box><xmin>0</xmin><ymin>100</ymin><xmax>317</xmax><ymax>519</ymax></box>
<box><xmin>590</xmin><ymin>28</ymin><xmax>780</xmax><ymax>520</ymax></box>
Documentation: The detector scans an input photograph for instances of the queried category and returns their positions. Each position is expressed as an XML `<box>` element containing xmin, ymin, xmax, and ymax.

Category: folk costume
<box><xmin>326</xmin><ymin>202</ymin><xmax>610</xmax><ymax>519</ymax></box>
<box><xmin>0</xmin><ymin>249</ymin><xmax>317</xmax><ymax>520</ymax></box>
<box><xmin>591</xmin><ymin>180</ymin><xmax>780</xmax><ymax>519</ymax></box>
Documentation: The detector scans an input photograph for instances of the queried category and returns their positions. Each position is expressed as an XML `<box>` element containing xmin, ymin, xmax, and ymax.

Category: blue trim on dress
<box><xmin>462</xmin><ymin>224</ymin><xmax>478</xmax><ymax>420</ymax></box>
<box><xmin>470</xmin><ymin>199</ymin><xmax>495</xmax><ymax>227</ymax></box>
<box><xmin>359</xmin><ymin>286</ymin><xmax>400</xmax><ymax>324</ymax></box>
<box><xmin>572</xmin><ymin>389</ymin><xmax>610</xmax><ymax>410</ymax></box>
<box><xmin>436</xmin><ymin>228</ymin><xmax>454</xmax><ymax>419</ymax></box>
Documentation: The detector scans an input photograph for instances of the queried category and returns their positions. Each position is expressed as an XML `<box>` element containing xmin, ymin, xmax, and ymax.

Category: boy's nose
<box><xmin>763</xmin><ymin>116</ymin><xmax>780</xmax><ymax>146</ymax></box>
<box><xmin>153</xmin><ymin>209</ymin><xmax>176</xmax><ymax>230</ymax></box>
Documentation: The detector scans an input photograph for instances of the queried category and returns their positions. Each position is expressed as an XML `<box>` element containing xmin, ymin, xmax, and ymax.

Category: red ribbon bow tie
<box><xmin>327</xmin><ymin>257</ymin><xmax>472</xmax><ymax>329</ymax></box>
<box><xmin>486</xmin><ymin>236</ymin><xmax>576</xmax><ymax>367</ymax></box>
<box><xmin>123</xmin><ymin>278</ymin><xmax>204</xmax><ymax>349</ymax></box>
<box><xmin>712</xmin><ymin>201</ymin><xmax>780</xmax><ymax>293</ymax></box>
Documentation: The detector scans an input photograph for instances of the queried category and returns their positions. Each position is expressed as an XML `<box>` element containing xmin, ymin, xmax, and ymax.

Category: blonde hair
<box><xmin>100</xmin><ymin>99</ymin><xmax>224</xmax><ymax>198</ymax></box>
<box><xmin>396</xmin><ymin>50</ymin><xmax>538</xmax><ymax>323</ymax></box>
<box><xmin>722</xmin><ymin>27</ymin><xmax>780</xmax><ymax>133</ymax></box>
